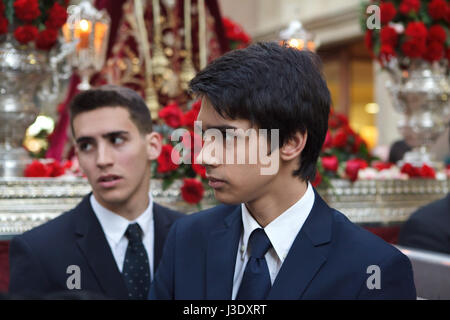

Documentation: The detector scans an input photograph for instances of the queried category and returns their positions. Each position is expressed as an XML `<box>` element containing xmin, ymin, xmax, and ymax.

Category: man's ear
<box><xmin>146</xmin><ymin>132</ymin><xmax>162</xmax><ymax>161</ymax></box>
<box><xmin>280</xmin><ymin>131</ymin><xmax>307</xmax><ymax>161</ymax></box>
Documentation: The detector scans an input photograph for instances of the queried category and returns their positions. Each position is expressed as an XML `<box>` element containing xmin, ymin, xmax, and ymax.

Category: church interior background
<box><xmin>0</xmin><ymin>0</ymin><xmax>449</xmax><ymax>298</ymax></box>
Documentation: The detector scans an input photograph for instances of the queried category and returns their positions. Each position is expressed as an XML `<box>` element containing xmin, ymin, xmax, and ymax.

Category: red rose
<box><xmin>428</xmin><ymin>25</ymin><xmax>447</xmax><ymax>43</ymax></box>
<box><xmin>311</xmin><ymin>170</ymin><xmax>322</xmax><ymax>187</ymax></box>
<box><xmin>399</xmin><ymin>0</ymin><xmax>421</xmax><ymax>15</ymax></box>
<box><xmin>365</xmin><ymin>30</ymin><xmax>373</xmax><ymax>52</ymax></box>
<box><xmin>183</xmin><ymin>108</ymin><xmax>200</xmax><ymax>128</ymax></box>
<box><xmin>14</xmin><ymin>25</ymin><xmax>38</xmax><ymax>44</ymax></box>
<box><xmin>337</xmin><ymin>114</ymin><xmax>349</xmax><ymax>126</ymax></box>
<box><xmin>35</xmin><ymin>29</ymin><xmax>58</xmax><ymax>50</ymax></box>
<box><xmin>45</xmin><ymin>2</ymin><xmax>68</xmax><ymax>29</ymax></box>
<box><xmin>423</xmin><ymin>41</ymin><xmax>444</xmax><ymax>62</ymax></box>
<box><xmin>157</xmin><ymin>144</ymin><xmax>180</xmax><ymax>173</ymax></box>
<box><xmin>405</xmin><ymin>22</ymin><xmax>428</xmax><ymax>42</ymax></box>
<box><xmin>192</xmin><ymin>163</ymin><xmax>207</xmax><ymax>179</ymax></box>
<box><xmin>328</xmin><ymin>118</ymin><xmax>339</xmax><ymax>129</ymax></box>
<box><xmin>380</xmin><ymin>26</ymin><xmax>398</xmax><ymax>47</ymax></box>
<box><xmin>0</xmin><ymin>17</ymin><xmax>7</xmax><ymax>35</ymax></box>
<box><xmin>14</xmin><ymin>0</ymin><xmax>40</xmax><ymax>22</ymax></box>
<box><xmin>400</xmin><ymin>163</ymin><xmax>420</xmax><ymax>177</ymax></box>
<box><xmin>402</xmin><ymin>39</ymin><xmax>426</xmax><ymax>58</ymax></box>
<box><xmin>321</xmin><ymin>155</ymin><xmax>339</xmax><ymax>172</ymax></box>
<box><xmin>380</xmin><ymin>2</ymin><xmax>397</xmax><ymax>24</ymax></box>
<box><xmin>373</xmin><ymin>161</ymin><xmax>393</xmax><ymax>171</ymax></box>
<box><xmin>379</xmin><ymin>44</ymin><xmax>395</xmax><ymax>61</ymax></box>
<box><xmin>24</xmin><ymin>160</ymin><xmax>52</xmax><ymax>177</ymax></box>
<box><xmin>48</xmin><ymin>160</ymin><xmax>66</xmax><ymax>177</ymax></box>
<box><xmin>159</xmin><ymin>102</ymin><xmax>184</xmax><ymax>128</ymax></box>
<box><xmin>0</xmin><ymin>2</ymin><xmax>5</xmax><ymax>14</ymax></box>
<box><xmin>352</xmin><ymin>136</ymin><xmax>365</xmax><ymax>153</ymax></box>
<box><xmin>428</xmin><ymin>0</ymin><xmax>448</xmax><ymax>20</ymax></box>
<box><xmin>332</xmin><ymin>128</ymin><xmax>348</xmax><ymax>148</ymax></box>
<box><xmin>345</xmin><ymin>159</ymin><xmax>368</xmax><ymax>182</ymax></box>
<box><xmin>322</xmin><ymin>131</ymin><xmax>332</xmax><ymax>150</ymax></box>
<box><xmin>419</xmin><ymin>164</ymin><xmax>436</xmax><ymax>179</ymax></box>
<box><xmin>180</xmin><ymin>130</ymin><xmax>202</xmax><ymax>163</ymax></box>
<box><xmin>181</xmin><ymin>178</ymin><xmax>204</xmax><ymax>204</ymax></box>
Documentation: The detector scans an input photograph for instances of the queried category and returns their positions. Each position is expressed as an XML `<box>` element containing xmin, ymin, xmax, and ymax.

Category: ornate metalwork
<box><xmin>0</xmin><ymin>177</ymin><xmax>448</xmax><ymax>237</ymax></box>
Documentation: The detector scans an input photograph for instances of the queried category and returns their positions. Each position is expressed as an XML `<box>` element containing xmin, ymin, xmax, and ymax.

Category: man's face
<box><xmin>195</xmin><ymin>98</ymin><xmax>279</xmax><ymax>205</ymax></box>
<box><xmin>73</xmin><ymin>106</ymin><xmax>160</xmax><ymax>212</ymax></box>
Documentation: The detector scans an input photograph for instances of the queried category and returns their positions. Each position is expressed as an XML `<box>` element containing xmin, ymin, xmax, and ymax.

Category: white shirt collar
<box><xmin>240</xmin><ymin>182</ymin><xmax>315</xmax><ymax>262</ymax></box>
<box><xmin>90</xmin><ymin>193</ymin><xmax>154</xmax><ymax>247</ymax></box>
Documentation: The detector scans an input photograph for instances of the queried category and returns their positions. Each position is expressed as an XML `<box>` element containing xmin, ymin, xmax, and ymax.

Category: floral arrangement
<box><xmin>222</xmin><ymin>16</ymin><xmax>251</xmax><ymax>50</ymax></box>
<box><xmin>0</xmin><ymin>0</ymin><xmax>68</xmax><ymax>50</ymax></box>
<box><xmin>24</xmin><ymin>158</ymin><xmax>78</xmax><ymax>177</ymax></box>
<box><xmin>313</xmin><ymin>109</ymin><xmax>449</xmax><ymax>187</ymax></box>
<box><xmin>361</xmin><ymin>0</ymin><xmax>450</xmax><ymax>66</ymax></box>
<box><xmin>153</xmin><ymin>99</ymin><xmax>208</xmax><ymax>206</ymax></box>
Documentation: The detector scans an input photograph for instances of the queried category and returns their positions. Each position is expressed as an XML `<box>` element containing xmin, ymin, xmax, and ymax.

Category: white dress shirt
<box><xmin>90</xmin><ymin>194</ymin><xmax>155</xmax><ymax>278</ymax></box>
<box><xmin>232</xmin><ymin>182</ymin><xmax>315</xmax><ymax>300</ymax></box>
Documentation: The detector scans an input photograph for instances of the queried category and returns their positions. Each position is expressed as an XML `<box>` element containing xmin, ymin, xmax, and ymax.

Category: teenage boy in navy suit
<box><xmin>9</xmin><ymin>86</ymin><xmax>184</xmax><ymax>299</ymax></box>
<box><xmin>150</xmin><ymin>42</ymin><xmax>416</xmax><ymax>300</ymax></box>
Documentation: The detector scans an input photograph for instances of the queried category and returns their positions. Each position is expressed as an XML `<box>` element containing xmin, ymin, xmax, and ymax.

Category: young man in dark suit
<box><xmin>9</xmin><ymin>85</ymin><xmax>184</xmax><ymax>299</ymax></box>
<box><xmin>150</xmin><ymin>42</ymin><xmax>417</xmax><ymax>300</ymax></box>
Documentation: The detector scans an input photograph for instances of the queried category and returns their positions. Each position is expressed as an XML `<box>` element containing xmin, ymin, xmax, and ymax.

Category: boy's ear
<box><xmin>280</xmin><ymin>131</ymin><xmax>307</xmax><ymax>161</ymax></box>
<box><xmin>146</xmin><ymin>132</ymin><xmax>162</xmax><ymax>161</ymax></box>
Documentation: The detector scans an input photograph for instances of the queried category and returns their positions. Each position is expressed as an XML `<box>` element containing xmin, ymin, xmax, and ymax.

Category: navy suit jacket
<box><xmin>9</xmin><ymin>194</ymin><xmax>184</xmax><ymax>299</ymax></box>
<box><xmin>150</xmin><ymin>190</ymin><xmax>416</xmax><ymax>299</ymax></box>
<box><xmin>398</xmin><ymin>193</ymin><xmax>450</xmax><ymax>255</ymax></box>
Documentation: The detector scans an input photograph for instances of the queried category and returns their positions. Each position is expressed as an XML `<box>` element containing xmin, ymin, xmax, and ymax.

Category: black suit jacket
<box><xmin>8</xmin><ymin>194</ymin><xmax>184</xmax><ymax>299</ymax></box>
<box><xmin>398</xmin><ymin>193</ymin><xmax>450</xmax><ymax>255</ymax></box>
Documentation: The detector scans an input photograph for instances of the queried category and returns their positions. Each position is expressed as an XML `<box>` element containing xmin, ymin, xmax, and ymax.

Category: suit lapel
<box><xmin>267</xmin><ymin>189</ymin><xmax>333</xmax><ymax>299</ymax></box>
<box><xmin>74</xmin><ymin>195</ymin><xmax>129</xmax><ymax>299</ymax></box>
<box><xmin>152</xmin><ymin>203</ymin><xmax>173</xmax><ymax>274</ymax></box>
<box><xmin>206</xmin><ymin>206</ymin><xmax>242</xmax><ymax>300</ymax></box>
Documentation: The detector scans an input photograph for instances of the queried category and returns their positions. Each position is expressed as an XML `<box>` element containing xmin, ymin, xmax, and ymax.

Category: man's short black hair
<box><xmin>69</xmin><ymin>85</ymin><xmax>153</xmax><ymax>135</ymax></box>
<box><xmin>189</xmin><ymin>42</ymin><xmax>331</xmax><ymax>182</ymax></box>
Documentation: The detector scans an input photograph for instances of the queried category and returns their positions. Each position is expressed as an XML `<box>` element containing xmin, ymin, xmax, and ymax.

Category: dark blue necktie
<box><xmin>236</xmin><ymin>228</ymin><xmax>272</xmax><ymax>300</ymax></box>
<box><xmin>122</xmin><ymin>223</ymin><xmax>150</xmax><ymax>300</ymax></box>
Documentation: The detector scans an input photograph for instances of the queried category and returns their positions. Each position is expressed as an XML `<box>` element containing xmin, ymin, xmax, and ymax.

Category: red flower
<box><xmin>183</xmin><ymin>107</ymin><xmax>201</xmax><ymax>128</ymax></box>
<box><xmin>365</xmin><ymin>30</ymin><xmax>373</xmax><ymax>52</ymax></box>
<box><xmin>373</xmin><ymin>161</ymin><xmax>393</xmax><ymax>171</ymax></box>
<box><xmin>180</xmin><ymin>130</ymin><xmax>203</xmax><ymax>163</ymax></box>
<box><xmin>322</xmin><ymin>131</ymin><xmax>332</xmax><ymax>150</ymax></box>
<box><xmin>428</xmin><ymin>25</ymin><xmax>447</xmax><ymax>43</ymax></box>
<box><xmin>159</xmin><ymin>102</ymin><xmax>184</xmax><ymax>128</ymax></box>
<box><xmin>380</xmin><ymin>26</ymin><xmax>398</xmax><ymax>47</ymax></box>
<box><xmin>157</xmin><ymin>144</ymin><xmax>180</xmax><ymax>173</ymax></box>
<box><xmin>352</xmin><ymin>136</ymin><xmax>365</xmax><ymax>153</ymax></box>
<box><xmin>428</xmin><ymin>0</ymin><xmax>448</xmax><ymax>20</ymax></box>
<box><xmin>423</xmin><ymin>41</ymin><xmax>444</xmax><ymax>62</ymax></box>
<box><xmin>399</xmin><ymin>0</ymin><xmax>421</xmax><ymax>15</ymax></box>
<box><xmin>321</xmin><ymin>155</ymin><xmax>339</xmax><ymax>172</ymax></box>
<box><xmin>400</xmin><ymin>163</ymin><xmax>420</xmax><ymax>177</ymax></box>
<box><xmin>311</xmin><ymin>170</ymin><xmax>322</xmax><ymax>187</ymax></box>
<box><xmin>192</xmin><ymin>163</ymin><xmax>207</xmax><ymax>179</ymax></box>
<box><xmin>332</xmin><ymin>129</ymin><xmax>348</xmax><ymax>148</ymax></box>
<box><xmin>35</xmin><ymin>29</ymin><xmax>58</xmax><ymax>50</ymax></box>
<box><xmin>447</xmin><ymin>48</ymin><xmax>450</xmax><ymax>61</ymax></box>
<box><xmin>48</xmin><ymin>160</ymin><xmax>66</xmax><ymax>177</ymax></box>
<box><xmin>14</xmin><ymin>25</ymin><xmax>38</xmax><ymax>44</ymax></box>
<box><xmin>181</xmin><ymin>178</ymin><xmax>204</xmax><ymax>204</ymax></box>
<box><xmin>379</xmin><ymin>44</ymin><xmax>396</xmax><ymax>61</ymax></box>
<box><xmin>14</xmin><ymin>0</ymin><xmax>41</xmax><ymax>22</ymax></box>
<box><xmin>419</xmin><ymin>164</ymin><xmax>436</xmax><ymax>179</ymax></box>
<box><xmin>345</xmin><ymin>159</ymin><xmax>368</xmax><ymax>182</ymax></box>
<box><xmin>402</xmin><ymin>39</ymin><xmax>426</xmax><ymax>58</ymax></box>
<box><xmin>45</xmin><ymin>2</ymin><xmax>68</xmax><ymax>29</ymax></box>
<box><xmin>0</xmin><ymin>2</ymin><xmax>4</xmax><ymax>14</ymax></box>
<box><xmin>405</xmin><ymin>22</ymin><xmax>428</xmax><ymax>42</ymax></box>
<box><xmin>380</xmin><ymin>2</ymin><xmax>397</xmax><ymax>24</ymax></box>
<box><xmin>24</xmin><ymin>160</ymin><xmax>51</xmax><ymax>177</ymax></box>
<box><xmin>0</xmin><ymin>17</ymin><xmax>7</xmax><ymax>35</ymax></box>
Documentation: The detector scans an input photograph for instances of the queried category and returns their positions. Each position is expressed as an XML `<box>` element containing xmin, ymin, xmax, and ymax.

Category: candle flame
<box><xmin>80</xmin><ymin>19</ymin><xmax>89</xmax><ymax>32</ymax></box>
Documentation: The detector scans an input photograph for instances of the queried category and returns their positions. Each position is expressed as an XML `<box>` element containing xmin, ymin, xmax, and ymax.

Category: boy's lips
<box><xmin>206</xmin><ymin>175</ymin><xmax>227</xmax><ymax>189</ymax></box>
<box><xmin>97</xmin><ymin>174</ymin><xmax>122</xmax><ymax>188</ymax></box>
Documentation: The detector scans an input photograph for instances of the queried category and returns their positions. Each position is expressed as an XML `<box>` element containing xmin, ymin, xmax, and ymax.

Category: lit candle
<box><xmin>94</xmin><ymin>22</ymin><xmax>107</xmax><ymax>55</ymax></box>
<box><xmin>77</xmin><ymin>19</ymin><xmax>91</xmax><ymax>50</ymax></box>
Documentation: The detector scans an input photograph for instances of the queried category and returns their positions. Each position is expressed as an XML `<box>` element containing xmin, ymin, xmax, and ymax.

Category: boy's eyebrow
<box><xmin>75</xmin><ymin>131</ymin><xmax>129</xmax><ymax>144</ymax></box>
<box><xmin>204</xmin><ymin>125</ymin><xmax>238</xmax><ymax>131</ymax></box>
